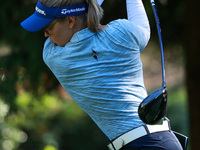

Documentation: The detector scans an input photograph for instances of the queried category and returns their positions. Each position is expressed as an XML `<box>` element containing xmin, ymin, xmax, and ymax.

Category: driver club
<box><xmin>138</xmin><ymin>0</ymin><xmax>167</xmax><ymax>125</ymax></box>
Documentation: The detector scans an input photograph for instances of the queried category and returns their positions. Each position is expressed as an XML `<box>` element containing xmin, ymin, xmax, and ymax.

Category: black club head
<box><xmin>138</xmin><ymin>87</ymin><xmax>167</xmax><ymax>125</ymax></box>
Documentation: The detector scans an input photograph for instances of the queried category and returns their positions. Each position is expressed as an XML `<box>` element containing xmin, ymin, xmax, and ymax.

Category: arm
<box><xmin>126</xmin><ymin>0</ymin><xmax>150</xmax><ymax>43</ymax></box>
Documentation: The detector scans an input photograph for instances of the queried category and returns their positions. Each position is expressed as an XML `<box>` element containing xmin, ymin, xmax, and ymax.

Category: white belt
<box><xmin>107</xmin><ymin>120</ymin><xmax>170</xmax><ymax>150</ymax></box>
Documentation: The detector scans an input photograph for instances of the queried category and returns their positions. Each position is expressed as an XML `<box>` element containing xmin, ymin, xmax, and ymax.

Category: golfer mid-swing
<box><xmin>21</xmin><ymin>0</ymin><xmax>183</xmax><ymax>149</ymax></box>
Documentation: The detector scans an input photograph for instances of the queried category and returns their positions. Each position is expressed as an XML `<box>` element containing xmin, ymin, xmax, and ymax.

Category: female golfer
<box><xmin>21</xmin><ymin>0</ymin><xmax>182</xmax><ymax>149</ymax></box>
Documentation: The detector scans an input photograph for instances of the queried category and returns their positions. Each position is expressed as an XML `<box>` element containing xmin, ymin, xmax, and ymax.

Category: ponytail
<box><xmin>86</xmin><ymin>0</ymin><xmax>104</xmax><ymax>32</ymax></box>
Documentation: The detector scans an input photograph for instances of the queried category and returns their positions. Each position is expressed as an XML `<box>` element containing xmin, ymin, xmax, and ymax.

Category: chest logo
<box><xmin>92</xmin><ymin>49</ymin><xmax>98</xmax><ymax>61</ymax></box>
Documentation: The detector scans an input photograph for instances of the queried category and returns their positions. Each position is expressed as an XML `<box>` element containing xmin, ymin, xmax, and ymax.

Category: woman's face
<box><xmin>44</xmin><ymin>17</ymin><xmax>76</xmax><ymax>47</ymax></box>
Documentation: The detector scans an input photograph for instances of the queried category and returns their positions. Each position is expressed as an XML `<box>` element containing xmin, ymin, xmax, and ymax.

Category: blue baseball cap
<box><xmin>21</xmin><ymin>1</ymin><xmax>87</xmax><ymax>32</ymax></box>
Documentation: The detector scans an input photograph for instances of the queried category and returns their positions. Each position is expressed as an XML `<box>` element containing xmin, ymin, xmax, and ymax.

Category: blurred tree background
<box><xmin>0</xmin><ymin>0</ymin><xmax>198</xmax><ymax>149</ymax></box>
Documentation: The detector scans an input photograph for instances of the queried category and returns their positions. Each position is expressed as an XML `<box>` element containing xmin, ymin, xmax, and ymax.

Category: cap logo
<box><xmin>61</xmin><ymin>9</ymin><xmax>74</xmax><ymax>15</ymax></box>
<box><xmin>61</xmin><ymin>7</ymin><xmax>86</xmax><ymax>15</ymax></box>
<box><xmin>35</xmin><ymin>6</ymin><xmax>46</xmax><ymax>16</ymax></box>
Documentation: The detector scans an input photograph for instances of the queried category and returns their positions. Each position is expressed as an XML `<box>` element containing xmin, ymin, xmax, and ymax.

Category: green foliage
<box><xmin>1</xmin><ymin>93</ymin><xmax>107</xmax><ymax>150</ymax></box>
<box><xmin>0</xmin><ymin>99</ymin><xmax>27</xmax><ymax>150</ymax></box>
<box><xmin>167</xmin><ymin>86</ymin><xmax>189</xmax><ymax>136</ymax></box>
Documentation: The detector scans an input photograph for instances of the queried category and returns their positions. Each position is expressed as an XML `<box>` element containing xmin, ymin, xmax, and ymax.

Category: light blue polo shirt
<box><xmin>43</xmin><ymin>19</ymin><xmax>148</xmax><ymax>140</ymax></box>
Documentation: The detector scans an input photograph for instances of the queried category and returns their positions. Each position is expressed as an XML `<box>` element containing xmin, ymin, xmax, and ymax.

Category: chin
<box><xmin>58</xmin><ymin>44</ymin><xmax>65</xmax><ymax>47</ymax></box>
<box><xmin>56</xmin><ymin>41</ymin><xmax>68</xmax><ymax>47</ymax></box>
<box><xmin>55</xmin><ymin>43</ymin><xmax>63</xmax><ymax>47</ymax></box>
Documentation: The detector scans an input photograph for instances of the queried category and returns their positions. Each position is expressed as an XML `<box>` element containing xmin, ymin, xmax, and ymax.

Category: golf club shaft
<box><xmin>150</xmin><ymin>0</ymin><xmax>166</xmax><ymax>88</ymax></box>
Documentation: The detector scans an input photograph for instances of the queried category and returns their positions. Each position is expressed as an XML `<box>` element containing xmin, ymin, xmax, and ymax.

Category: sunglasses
<box><xmin>43</xmin><ymin>19</ymin><xmax>60</xmax><ymax>35</ymax></box>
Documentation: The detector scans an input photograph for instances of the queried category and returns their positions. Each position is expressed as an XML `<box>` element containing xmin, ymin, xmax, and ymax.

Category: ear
<box><xmin>67</xmin><ymin>16</ymin><xmax>76</xmax><ymax>28</ymax></box>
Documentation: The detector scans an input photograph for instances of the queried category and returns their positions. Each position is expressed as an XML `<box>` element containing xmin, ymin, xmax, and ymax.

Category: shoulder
<box><xmin>109</xmin><ymin>19</ymin><xmax>130</xmax><ymax>25</ymax></box>
<box><xmin>108</xmin><ymin>19</ymin><xmax>138</xmax><ymax>30</ymax></box>
<box><xmin>105</xmin><ymin>19</ymin><xmax>147</xmax><ymax>51</ymax></box>
<box><xmin>107</xmin><ymin>19</ymin><xmax>144</xmax><ymax>38</ymax></box>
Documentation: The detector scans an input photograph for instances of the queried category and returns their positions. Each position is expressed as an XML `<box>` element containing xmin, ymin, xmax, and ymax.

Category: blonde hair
<box><xmin>40</xmin><ymin>0</ymin><xmax>104</xmax><ymax>32</ymax></box>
